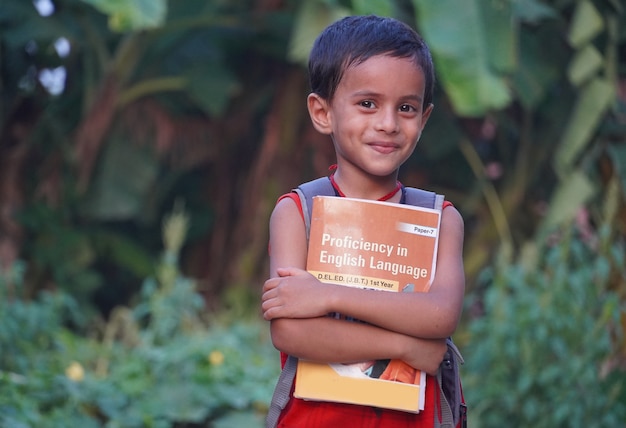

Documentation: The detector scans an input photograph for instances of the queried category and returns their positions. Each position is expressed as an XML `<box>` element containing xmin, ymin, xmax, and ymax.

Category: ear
<box><xmin>307</xmin><ymin>93</ymin><xmax>332</xmax><ymax>135</ymax></box>
<box><xmin>420</xmin><ymin>103</ymin><xmax>434</xmax><ymax>131</ymax></box>
<box><xmin>415</xmin><ymin>104</ymin><xmax>434</xmax><ymax>143</ymax></box>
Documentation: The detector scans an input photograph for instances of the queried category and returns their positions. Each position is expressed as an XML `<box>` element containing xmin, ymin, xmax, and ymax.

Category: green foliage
<box><xmin>0</xmin><ymin>209</ymin><xmax>280</xmax><ymax>428</ymax></box>
<box><xmin>79</xmin><ymin>0</ymin><xmax>167</xmax><ymax>32</ymax></box>
<box><xmin>413</xmin><ymin>0</ymin><xmax>513</xmax><ymax>116</ymax></box>
<box><xmin>18</xmin><ymin>199</ymin><xmax>154</xmax><ymax>305</ymax></box>
<box><xmin>464</xmin><ymin>226</ymin><xmax>626</xmax><ymax>427</ymax></box>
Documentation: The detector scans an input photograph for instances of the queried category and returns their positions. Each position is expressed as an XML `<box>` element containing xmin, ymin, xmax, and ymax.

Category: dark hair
<box><xmin>308</xmin><ymin>15</ymin><xmax>435</xmax><ymax>108</ymax></box>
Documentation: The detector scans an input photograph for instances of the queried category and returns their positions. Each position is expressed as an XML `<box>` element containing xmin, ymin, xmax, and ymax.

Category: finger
<box><xmin>290</xmin><ymin>267</ymin><xmax>309</xmax><ymax>275</ymax></box>
<box><xmin>261</xmin><ymin>298</ymin><xmax>272</xmax><ymax>314</ymax></box>
<box><xmin>262</xmin><ymin>304</ymin><xmax>279</xmax><ymax>320</ymax></box>
<box><xmin>276</xmin><ymin>266</ymin><xmax>306</xmax><ymax>277</ymax></box>
<box><xmin>261</xmin><ymin>287</ymin><xmax>277</xmax><ymax>303</ymax></box>
<box><xmin>276</xmin><ymin>267</ymin><xmax>294</xmax><ymax>277</ymax></box>
<box><xmin>263</xmin><ymin>277</ymin><xmax>279</xmax><ymax>293</ymax></box>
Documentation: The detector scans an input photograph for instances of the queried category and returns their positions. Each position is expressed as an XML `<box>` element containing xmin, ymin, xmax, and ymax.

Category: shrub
<box><xmin>0</xmin><ymin>205</ymin><xmax>280</xmax><ymax>427</ymax></box>
<box><xmin>463</xmin><ymin>226</ymin><xmax>626</xmax><ymax>427</ymax></box>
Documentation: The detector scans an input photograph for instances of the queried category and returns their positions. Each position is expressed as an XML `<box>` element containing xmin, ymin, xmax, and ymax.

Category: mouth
<box><xmin>368</xmin><ymin>142</ymin><xmax>400</xmax><ymax>154</ymax></box>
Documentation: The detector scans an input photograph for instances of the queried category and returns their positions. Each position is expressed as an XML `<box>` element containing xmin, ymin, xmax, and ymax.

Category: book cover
<box><xmin>294</xmin><ymin>195</ymin><xmax>443</xmax><ymax>413</ymax></box>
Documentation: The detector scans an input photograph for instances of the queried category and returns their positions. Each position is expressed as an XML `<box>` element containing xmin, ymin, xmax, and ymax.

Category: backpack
<box><xmin>266</xmin><ymin>177</ymin><xmax>467</xmax><ymax>428</ymax></box>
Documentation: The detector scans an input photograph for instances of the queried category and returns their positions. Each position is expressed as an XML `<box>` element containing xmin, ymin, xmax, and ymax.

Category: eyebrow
<box><xmin>351</xmin><ymin>90</ymin><xmax>423</xmax><ymax>104</ymax></box>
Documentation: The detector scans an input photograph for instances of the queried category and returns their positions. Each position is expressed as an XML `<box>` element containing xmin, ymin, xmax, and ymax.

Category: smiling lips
<box><xmin>368</xmin><ymin>142</ymin><xmax>400</xmax><ymax>154</ymax></box>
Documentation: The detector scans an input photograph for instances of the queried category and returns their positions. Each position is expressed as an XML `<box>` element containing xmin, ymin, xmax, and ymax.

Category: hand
<box><xmin>262</xmin><ymin>267</ymin><xmax>332</xmax><ymax>320</ymax></box>
<box><xmin>402</xmin><ymin>337</ymin><xmax>448</xmax><ymax>376</ymax></box>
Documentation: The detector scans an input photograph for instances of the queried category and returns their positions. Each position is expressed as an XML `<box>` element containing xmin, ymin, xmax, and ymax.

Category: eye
<box><xmin>359</xmin><ymin>100</ymin><xmax>376</xmax><ymax>109</ymax></box>
<box><xmin>399</xmin><ymin>104</ymin><xmax>417</xmax><ymax>113</ymax></box>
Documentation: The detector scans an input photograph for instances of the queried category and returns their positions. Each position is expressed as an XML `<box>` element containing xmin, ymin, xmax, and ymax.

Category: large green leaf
<box><xmin>567</xmin><ymin>44</ymin><xmax>604</xmax><ymax>87</ymax></box>
<box><xmin>479</xmin><ymin>0</ymin><xmax>517</xmax><ymax>74</ymax></box>
<box><xmin>413</xmin><ymin>0</ymin><xmax>512</xmax><ymax>116</ymax></box>
<box><xmin>80</xmin><ymin>0</ymin><xmax>167</xmax><ymax>32</ymax></box>
<box><xmin>185</xmin><ymin>64</ymin><xmax>241</xmax><ymax>117</ymax></box>
<box><xmin>83</xmin><ymin>138</ymin><xmax>160</xmax><ymax>221</ymax></box>
<box><xmin>567</xmin><ymin>0</ymin><xmax>604</xmax><ymax>48</ymax></box>
<box><xmin>512</xmin><ymin>0</ymin><xmax>557</xmax><ymax>24</ymax></box>
<box><xmin>287</xmin><ymin>0</ymin><xmax>350</xmax><ymax>66</ymax></box>
<box><xmin>554</xmin><ymin>77</ymin><xmax>615</xmax><ymax>176</ymax></box>
<box><xmin>512</xmin><ymin>27</ymin><xmax>565</xmax><ymax>109</ymax></box>
<box><xmin>538</xmin><ymin>170</ymin><xmax>595</xmax><ymax>243</ymax></box>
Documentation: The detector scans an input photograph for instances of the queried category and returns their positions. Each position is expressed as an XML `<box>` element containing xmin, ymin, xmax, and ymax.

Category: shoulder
<box><xmin>440</xmin><ymin>204</ymin><xmax>464</xmax><ymax>243</ymax></box>
<box><xmin>269</xmin><ymin>192</ymin><xmax>308</xmax><ymax>271</ymax></box>
<box><xmin>273</xmin><ymin>192</ymin><xmax>303</xmax><ymax>221</ymax></box>
<box><xmin>270</xmin><ymin>192</ymin><xmax>306</xmax><ymax>238</ymax></box>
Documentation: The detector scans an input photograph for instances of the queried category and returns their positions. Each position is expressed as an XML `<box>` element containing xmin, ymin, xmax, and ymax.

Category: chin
<box><xmin>367</xmin><ymin>163</ymin><xmax>401</xmax><ymax>177</ymax></box>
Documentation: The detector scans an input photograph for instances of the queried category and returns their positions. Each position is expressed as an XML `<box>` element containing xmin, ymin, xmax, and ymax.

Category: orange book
<box><xmin>294</xmin><ymin>195</ymin><xmax>443</xmax><ymax>413</ymax></box>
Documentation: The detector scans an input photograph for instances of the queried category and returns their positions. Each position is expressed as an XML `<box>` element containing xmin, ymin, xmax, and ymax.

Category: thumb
<box><xmin>276</xmin><ymin>266</ymin><xmax>306</xmax><ymax>277</ymax></box>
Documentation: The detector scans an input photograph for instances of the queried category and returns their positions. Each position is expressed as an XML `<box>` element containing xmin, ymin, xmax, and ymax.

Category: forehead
<box><xmin>338</xmin><ymin>54</ymin><xmax>426</xmax><ymax>96</ymax></box>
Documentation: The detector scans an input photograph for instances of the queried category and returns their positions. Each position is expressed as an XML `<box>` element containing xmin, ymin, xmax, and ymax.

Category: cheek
<box><xmin>402</xmin><ymin>121</ymin><xmax>422</xmax><ymax>139</ymax></box>
<box><xmin>334</xmin><ymin>114</ymin><xmax>364</xmax><ymax>136</ymax></box>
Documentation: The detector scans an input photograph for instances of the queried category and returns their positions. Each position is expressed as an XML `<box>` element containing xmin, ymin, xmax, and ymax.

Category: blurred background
<box><xmin>1</xmin><ymin>0</ymin><xmax>625</xmax><ymax>426</ymax></box>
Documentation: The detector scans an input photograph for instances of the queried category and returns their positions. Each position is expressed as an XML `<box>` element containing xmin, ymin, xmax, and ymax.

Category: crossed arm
<box><xmin>261</xmin><ymin>197</ymin><xmax>465</xmax><ymax>375</ymax></box>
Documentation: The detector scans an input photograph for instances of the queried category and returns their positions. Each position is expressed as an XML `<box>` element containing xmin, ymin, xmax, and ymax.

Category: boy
<box><xmin>262</xmin><ymin>15</ymin><xmax>465</xmax><ymax>427</ymax></box>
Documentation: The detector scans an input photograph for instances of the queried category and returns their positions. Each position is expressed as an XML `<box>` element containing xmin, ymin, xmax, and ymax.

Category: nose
<box><xmin>375</xmin><ymin>107</ymin><xmax>399</xmax><ymax>134</ymax></box>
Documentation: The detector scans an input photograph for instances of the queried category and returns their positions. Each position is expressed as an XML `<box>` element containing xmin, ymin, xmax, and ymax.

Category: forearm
<box><xmin>325</xmin><ymin>285</ymin><xmax>460</xmax><ymax>339</ymax></box>
<box><xmin>322</xmin><ymin>208</ymin><xmax>465</xmax><ymax>339</ymax></box>
<box><xmin>271</xmin><ymin>317</ymin><xmax>403</xmax><ymax>362</ymax></box>
<box><xmin>270</xmin><ymin>317</ymin><xmax>445</xmax><ymax>374</ymax></box>
<box><xmin>263</xmin><ymin>270</ymin><xmax>461</xmax><ymax>339</ymax></box>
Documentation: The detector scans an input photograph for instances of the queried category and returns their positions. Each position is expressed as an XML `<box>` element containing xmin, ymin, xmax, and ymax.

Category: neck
<box><xmin>331</xmin><ymin>170</ymin><xmax>401</xmax><ymax>202</ymax></box>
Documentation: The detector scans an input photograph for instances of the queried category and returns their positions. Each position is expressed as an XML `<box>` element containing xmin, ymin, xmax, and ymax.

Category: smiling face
<box><xmin>308</xmin><ymin>54</ymin><xmax>433</xmax><ymax>183</ymax></box>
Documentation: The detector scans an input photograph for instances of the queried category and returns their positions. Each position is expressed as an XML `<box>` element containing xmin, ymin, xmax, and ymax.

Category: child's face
<box><xmin>314</xmin><ymin>54</ymin><xmax>432</xmax><ymax>179</ymax></box>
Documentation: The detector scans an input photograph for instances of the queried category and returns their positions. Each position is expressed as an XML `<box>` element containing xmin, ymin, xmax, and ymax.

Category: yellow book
<box><xmin>294</xmin><ymin>195</ymin><xmax>442</xmax><ymax>413</ymax></box>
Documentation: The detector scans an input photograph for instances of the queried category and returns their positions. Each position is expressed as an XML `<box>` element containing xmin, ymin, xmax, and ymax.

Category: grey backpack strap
<box><xmin>266</xmin><ymin>355</ymin><xmax>298</xmax><ymax>428</ymax></box>
<box><xmin>404</xmin><ymin>187</ymin><xmax>442</xmax><ymax>210</ymax></box>
<box><xmin>293</xmin><ymin>177</ymin><xmax>335</xmax><ymax>242</ymax></box>
<box><xmin>435</xmin><ymin>338</ymin><xmax>464</xmax><ymax>428</ymax></box>
<box><xmin>435</xmin><ymin>370</ymin><xmax>455</xmax><ymax>428</ymax></box>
